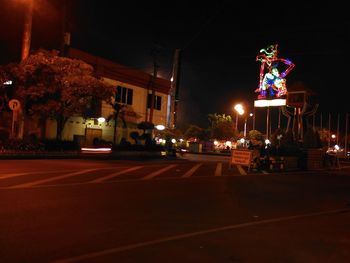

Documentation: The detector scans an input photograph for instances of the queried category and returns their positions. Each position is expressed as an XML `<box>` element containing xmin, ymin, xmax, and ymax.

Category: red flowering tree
<box><xmin>13</xmin><ymin>49</ymin><xmax>115</xmax><ymax>140</ymax></box>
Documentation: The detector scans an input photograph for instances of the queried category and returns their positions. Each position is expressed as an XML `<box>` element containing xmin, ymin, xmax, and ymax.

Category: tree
<box><xmin>248</xmin><ymin>129</ymin><xmax>264</xmax><ymax>148</ymax></box>
<box><xmin>184</xmin><ymin>125</ymin><xmax>204</xmax><ymax>141</ymax></box>
<box><xmin>207</xmin><ymin>113</ymin><xmax>235</xmax><ymax>140</ymax></box>
<box><xmin>107</xmin><ymin>102</ymin><xmax>127</xmax><ymax>145</ymax></box>
<box><xmin>208</xmin><ymin>113</ymin><xmax>232</xmax><ymax>128</ymax></box>
<box><xmin>12</xmin><ymin>49</ymin><xmax>115</xmax><ymax>140</ymax></box>
<box><xmin>0</xmin><ymin>63</ymin><xmax>21</xmax><ymax>110</ymax></box>
<box><xmin>137</xmin><ymin>121</ymin><xmax>155</xmax><ymax>134</ymax></box>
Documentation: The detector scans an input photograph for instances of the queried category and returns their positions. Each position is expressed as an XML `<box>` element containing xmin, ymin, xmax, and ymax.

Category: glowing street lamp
<box><xmin>97</xmin><ymin>117</ymin><xmax>105</xmax><ymax>123</ymax></box>
<box><xmin>155</xmin><ymin>124</ymin><xmax>165</xmax><ymax>131</ymax></box>
<box><xmin>234</xmin><ymin>103</ymin><xmax>244</xmax><ymax>130</ymax></box>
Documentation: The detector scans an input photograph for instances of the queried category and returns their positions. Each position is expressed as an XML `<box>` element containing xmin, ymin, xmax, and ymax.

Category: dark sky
<box><xmin>1</xmin><ymin>0</ymin><xmax>349</xmax><ymax>131</ymax></box>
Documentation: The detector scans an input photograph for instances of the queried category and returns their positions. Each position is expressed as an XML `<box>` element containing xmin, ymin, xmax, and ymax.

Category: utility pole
<box><xmin>148</xmin><ymin>48</ymin><xmax>159</xmax><ymax>124</ymax></box>
<box><xmin>21</xmin><ymin>0</ymin><xmax>34</xmax><ymax>61</ymax></box>
<box><xmin>147</xmin><ymin>49</ymin><xmax>158</xmax><ymax>123</ymax></box>
<box><xmin>345</xmin><ymin>113</ymin><xmax>348</xmax><ymax>157</ymax></box>
<box><xmin>60</xmin><ymin>0</ymin><xmax>70</xmax><ymax>56</ymax></box>
<box><xmin>328</xmin><ymin>113</ymin><xmax>331</xmax><ymax>149</ymax></box>
<box><xmin>168</xmin><ymin>49</ymin><xmax>181</xmax><ymax>129</ymax></box>
<box><xmin>336</xmin><ymin>113</ymin><xmax>340</xmax><ymax>145</ymax></box>
<box><xmin>19</xmin><ymin>0</ymin><xmax>34</xmax><ymax>139</ymax></box>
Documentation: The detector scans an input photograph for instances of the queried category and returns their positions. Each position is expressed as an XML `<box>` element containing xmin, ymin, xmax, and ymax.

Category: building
<box><xmin>44</xmin><ymin>48</ymin><xmax>172</xmax><ymax>145</ymax></box>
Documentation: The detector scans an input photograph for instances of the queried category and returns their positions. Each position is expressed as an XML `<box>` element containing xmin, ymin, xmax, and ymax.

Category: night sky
<box><xmin>1</xmin><ymin>0</ymin><xmax>349</xmax><ymax>131</ymax></box>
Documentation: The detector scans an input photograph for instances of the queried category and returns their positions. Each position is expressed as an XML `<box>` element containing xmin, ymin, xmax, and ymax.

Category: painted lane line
<box><xmin>142</xmin><ymin>164</ymin><xmax>177</xmax><ymax>180</ymax></box>
<box><xmin>182</xmin><ymin>163</ymin><xmax>202</xmax><ymax>178</ymax></box>
<box><xmin>0</xmin><ymin>172</ymin><xmax>29</xmax><ymax>180</ymax></box>
<box><xmin>51</xmin><ymin>208</ymin><xmax>350</xmax><ymax>263</ymax></box>
<box><xmin>214</xmin><ymin>162</ymin><xmax>222</xmax><ymax>176</ymax></box>
<box><xmin>8</xmin><ymin>169</ymin><xmax>98</xmax><ymax>189</ymax></box>
<box><xmin>89</xmin><ymin>166</ymin><xmax>144</xmax><ymax>183</ymax></box>
<box><xmin>0</xmin><ymin>169</ymin><xmax>82</xmax><ymax>179</ymax></box>
<box><xmin>237</xmin><ymin>165</ymin><xmax>247</xmax><ymax>175</ymax></box>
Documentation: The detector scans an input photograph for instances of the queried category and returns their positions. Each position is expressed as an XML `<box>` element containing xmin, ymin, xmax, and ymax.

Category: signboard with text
<box><xmin>231</xmin><ymin>149</ymin><xmax>253</xmax><ymax>167</ymax></box>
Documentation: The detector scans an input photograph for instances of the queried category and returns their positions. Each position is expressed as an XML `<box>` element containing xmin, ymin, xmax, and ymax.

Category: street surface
<box><xmin>1</xmin><ymin>154</ymin><xmax>350</xmax><ymax>262</ymax></box>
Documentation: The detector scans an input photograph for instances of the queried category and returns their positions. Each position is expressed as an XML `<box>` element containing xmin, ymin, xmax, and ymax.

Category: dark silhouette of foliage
<box><xmin>9</xmin><ymin>49</ymin><xmax>115</xmax><ymax>140</ymax></box>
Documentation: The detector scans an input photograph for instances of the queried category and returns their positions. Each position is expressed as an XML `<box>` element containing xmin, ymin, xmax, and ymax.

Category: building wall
<box><xmin>55</xmin><ymin>76</ymin><xmax>169</xmax><ymax>144</ymax></box>
<box><xmin>44</xmin><ymin>48</ymin><xmax>171</xmax><ymax>145</ymax></box>
<box><xmin>101</xmin><ymin>77</ymin><xmax>169</xmax><ymax>127</ymax></box>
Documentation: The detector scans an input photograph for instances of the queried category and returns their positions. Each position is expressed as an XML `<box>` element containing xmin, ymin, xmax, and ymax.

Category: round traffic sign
<box><xmin>8</xmin><ymin>99</ymin><xmax>21</xmax><ymax>111</ymax></box>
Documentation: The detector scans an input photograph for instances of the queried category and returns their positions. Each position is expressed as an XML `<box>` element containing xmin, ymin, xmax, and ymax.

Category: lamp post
<box><xmin>21</xmin><ymin>0</ymin><xmax>34</xmax><ymax>61</ymax></box>
<box><xmin>234</xmin><ymin>103</ymin><xmax>244</xmax><ymax>131</ymax></box>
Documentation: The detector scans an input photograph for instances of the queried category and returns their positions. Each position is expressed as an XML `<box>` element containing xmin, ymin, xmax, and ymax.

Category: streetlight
<box><xmin>21</xmin><ymin>0</ymin><xmax>34</xmax><ymax>61</ymax></box>
<box><xmin>233</xmin><ymin>103</ymin><xmax>244</xmax><ymax>130</ymax></box>
<box><xmin>243</xmin><ymin>115</ymin><xmax>247</xmax><ymax>138</ymax></box>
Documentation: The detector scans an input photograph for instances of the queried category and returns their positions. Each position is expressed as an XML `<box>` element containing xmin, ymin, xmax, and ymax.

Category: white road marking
<box><xmin>142</xmin><ymin>164</ymin><xmax>177</xmax><ymax>180</ymax></box>
<box><xmin>0</xmin><ymin>169</ymin><xmax>82</xmax><ymax>179</ymax></box>
<box><xmin>0</xmin><ymin>172</ymin><xmax>29</xmax><ymax>180</ymax></box>
<box><xmin>51</xmin><ymin>208</ymin><xmax>350</xmax><ymax>263</ymax></box>
<box><xmin>89</xmin><ymin>166</ymin><xmax>143</xmax><ymax>183</ymax></box>
<box><xmin>8</xmin><ymin>169</ymin><xmax>98</xmax><ymax>189</ymax></box>
<box><xmin>237</xmin><ymin>165</ymin><xmax>247</xmax><ymax>175</ymax></box>
<box><xmin>182</xmin><ymin>163</ymin><xmax>202</xmax><ymax>178</ymax></box>
<box><xmin>214</xmin><ymin>162</ymin><xmax>222</xmax><ymax>176</ymax></box>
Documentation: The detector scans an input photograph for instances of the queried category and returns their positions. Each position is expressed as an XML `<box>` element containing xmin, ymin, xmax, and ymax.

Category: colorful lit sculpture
<box><xmin>255</xmin><ymin>44</ymin><xmax>295</xmax><ymax>99</ymax></box>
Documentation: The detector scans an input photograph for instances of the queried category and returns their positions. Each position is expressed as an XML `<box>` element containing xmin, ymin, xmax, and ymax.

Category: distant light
<box><xmin>234</xmin><ymin>104</ymin><xmax>243</xmax><ymax>112</ymax></box>
<box><xmin>155</xmin><ymin>124</ymin><xmax>165</xmax><ymax>130</ymax></box>
<box><xmin>171</xmin><ymin>138</ymin><xmax>176</xmax><ymax>144</ymax></box>
<box><xmin>179</xmin><ymin>139</ymin><xmax>184</xmax><ymax>142</ymax></box>
<box><xmin>265</xmin><ymin>139</ymin><xmax>271</xmax><ymax>145</ymax></box>
<box><xmin>213</xmin><ymin>140</ymin><xmax>219</xmax><ymax>146</ymax></box>
<box><xmin>170</xmin><ymin>77</ymin><xmax>174</xmax><ymax>82</ymax></box>
<box><xmin>331</xmin><ymin>134</ymin><xmax>336</xmax><ymax>139</ymax></box>
<box><xmin>334</xmin><ymin>145</ymin><xmax>340</xmax><ymax>151</ymax></box>
<box><xmin>97</xmin><ymin>117</ymin><xmax>105</xmax><ymax>123</ymax></box>
<box><xmin>249</xmin><ymin>113</ymin><xmax>253</xmax><ymax>117</ymax></box>
<box><xmin>3</xmin><ymin>80</ymin><xmax>12</xmax><ymax>85</ymax></box>
<box><xmin>225</xmin><ymin>141</ymin><xmax>232</xmax><ymax>147</ymax></box>
<box><xmin>81</xmin><ymin>147</ymin><xmax>112</xmax><ymax>153</ymax></box>
<box><xmin>254</xmin><ymin>99</ymin><xmax>286</xmax><ymax>107</ymax></box>
<box><xmin>240</xmin><ymin>138</ymin><xmax>245</xmax><ymax>144</ymax></box>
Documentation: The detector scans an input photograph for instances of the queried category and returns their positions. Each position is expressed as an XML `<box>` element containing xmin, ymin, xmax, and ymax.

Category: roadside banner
<box><xmin>230</xmin><ymin>149</ymin><xmax>253</xmax><ymax>172</ymax></box>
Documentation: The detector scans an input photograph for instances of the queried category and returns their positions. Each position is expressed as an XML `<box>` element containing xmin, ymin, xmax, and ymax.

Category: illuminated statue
<box><xmin>255</xmin><ymin>44</ymin><xmax>295</xmax><ymax>99</ymax></box>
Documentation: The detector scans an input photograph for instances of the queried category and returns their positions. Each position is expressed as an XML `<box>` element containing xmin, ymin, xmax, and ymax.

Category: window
<box><xmin>147</xmin><ymin>94</ymin><xmax>162</xmax><ymax>110</ymax></box>
<box><xmin>116</xmin><ymin>86</ymin><xmax>133</xmax><ymax>105</ymax></box>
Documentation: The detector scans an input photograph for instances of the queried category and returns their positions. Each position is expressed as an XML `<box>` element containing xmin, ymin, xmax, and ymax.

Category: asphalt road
<box><xmin>1</xmin><ymin>157</ymin><xmax>350</xmax><ymax>262</ymax></box>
